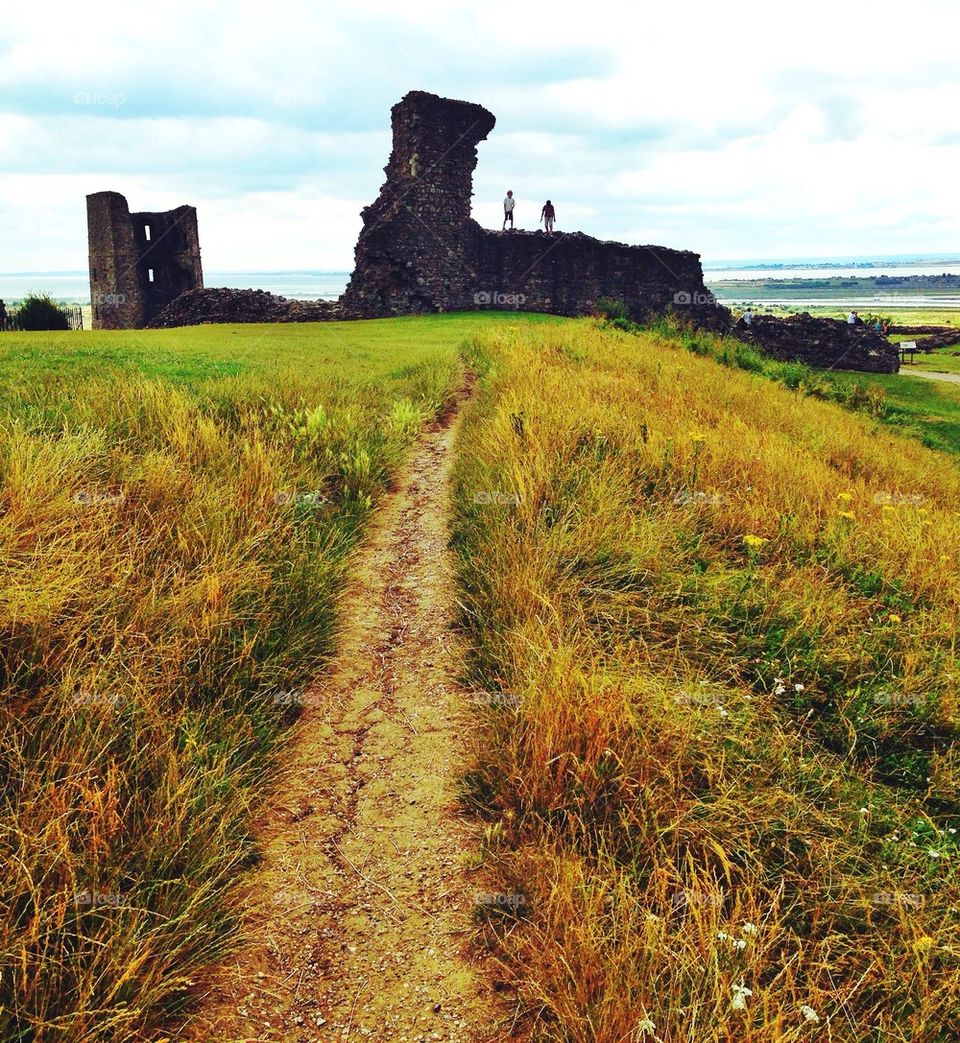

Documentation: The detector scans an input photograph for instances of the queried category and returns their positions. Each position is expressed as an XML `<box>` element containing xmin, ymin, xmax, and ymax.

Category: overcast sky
<box><xmin>2</xmin><ymin>0</ymin><xmax>958</xmax><ymax>272</ymax></box>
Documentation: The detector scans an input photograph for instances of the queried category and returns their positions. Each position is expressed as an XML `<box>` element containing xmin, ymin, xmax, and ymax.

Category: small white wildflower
<box><xmin>799</xmin><ymin>1004</ymin><xmax>820</xmax><ymax>1024</ymax></box>
<box><xmin>741</xmin><ymin>922</ymin><xmax>757</xmax><ymax>935</ymax></box>
<box><xmin>794</xmin><ymin>683</ymin><xmax>805</xmax><ymax>692</ymax></box>
<box><xmin>719</xmin><ymin>707</ymin><xmax>729</xmax><ymax>718</ymax></box>
<box><xmin>774</xmin><ymin>684</ymin><xmax>787</xmax><ymax>696</ymax></box>
<box><xmin>949</xmin><ymin>828</ymin><xmax>957</xmax><ymax>835</ymax></box>
<box><xmin>858</xmin><ymin>807</ymin><xmax>869</xmax><ymax>815</ymax></box>
<box><xmin>928</xmin><ymin>848</ymin><xmax>941</xmax><ymax>858</ymax></box>
<box><xmin>635</xmin><ymin>1016</ymin><xmax>656</xmax><ymax>1037</ymax></box>
<box><xmin>718</xmin><ymin>930</ymin><xmax>746</xmax><ymax>951</ymax></box>
<box><xmin>731</xmin><ymin>983</ymin><xmax>752</xmax><ymax>1012</ymax></box>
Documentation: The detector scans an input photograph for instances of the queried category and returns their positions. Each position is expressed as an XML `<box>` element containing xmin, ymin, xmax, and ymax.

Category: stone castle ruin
<box><xmin>341</xmin><ymin>91</ymin><xmax>722</xmax><ymax>327</ymax></box>
<box><xmin>88</xmin><ymin>91</ymin><xmax>899</xmax><ymax>373</ymax></box>
<box><xmin>86</xmin><ymin>191</ymin><xmax>203</xmax><ymax>329</ymax></box>
<box><xmin>341</xmin><ymin>92</ymin><xmax>497</xmax><ymax>316</ymax></box>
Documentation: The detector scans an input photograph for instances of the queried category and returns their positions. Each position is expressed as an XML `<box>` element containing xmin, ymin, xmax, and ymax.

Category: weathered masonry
<box><xmin>86</xmin><ymin>191</ymin><xmax>203</xmax><ymax>329</ymax></box>
<box><xmin>340</xmin><ymin>90</ymin><xmax>722</xmax><ymax>327</ymax></box>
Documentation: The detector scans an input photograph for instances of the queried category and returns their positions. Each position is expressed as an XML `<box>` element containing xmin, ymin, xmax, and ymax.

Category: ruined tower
<box><xmin>341</xmin><ymin>90</ymin><xmax>724</xmax><ymax>326</ymax></box>
<box><xmin>86</xmin><ymin>192</ymin><xmax>203</xmax><ymax>329</ymax></box>
<box><xmin>341</xmin><ymin>91</ymin><xmax>496</xmax><ymax>316</ymax></box>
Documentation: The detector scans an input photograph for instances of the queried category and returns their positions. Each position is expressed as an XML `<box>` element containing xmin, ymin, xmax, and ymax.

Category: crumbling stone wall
<box><xmin>340</xmin><ymin>91</ymin><xmax>898</xmax><ymax>371</ymax></box>
<box><xmin>736</xmin><ymin>313</ymin><xmax>899</xmax><ymax>373</ymax></box>
<box><xmin>473</xmin><ymin>228</ymin><xmax>721</xmax><ymax>323</ymax></box>
<box><xmin>340</xmin><ymin>91</ymin><xmax>496</xmax><ymax>316</ymax></box>
<box><xmin>889</xmin><ymin>325</ymin><xmax>960</xmax><ymax>351</ymax></box>
<box><xmin>341</xmin><ymin>91</ymin><xmax>725</xmax><ymax>329</ymax></box>
<box><xmin>147</xmin><ymin>287</ymin><xmax>338</xmax><ymax>327</ymax></box>
<box><xmin>87</xmin><ymin>191</ymin><xmax>203</xmax><ymax>329</ymax></box>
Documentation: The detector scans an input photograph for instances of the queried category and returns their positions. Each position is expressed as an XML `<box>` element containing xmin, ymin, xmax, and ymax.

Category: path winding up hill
<box><xmin>182</xmin><ymin>380</ymin><xmax>506</xmax><ymax>1042</ymax></box>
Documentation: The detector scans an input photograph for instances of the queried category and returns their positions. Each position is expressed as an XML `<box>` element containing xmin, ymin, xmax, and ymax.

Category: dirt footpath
<box><xmin>180</xmin><ymin>380</ymin><xmax>508</xmax><ymax>1042</ymax></box>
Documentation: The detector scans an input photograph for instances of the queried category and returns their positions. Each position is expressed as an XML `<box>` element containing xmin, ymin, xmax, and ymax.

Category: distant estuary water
<box><xmin>704</xmin><ymin>256</ymin><xmax>960</xmax><ymax>310</ymax></box>
<box><xmin>0</xmin><ymin>271</ymin><xmax>352</xmax><ymax>305</ymax></box>
<box><xmin>3</xmin><ymin>257</ymin><xmax>960</xmax><ymax>311</ymax></box>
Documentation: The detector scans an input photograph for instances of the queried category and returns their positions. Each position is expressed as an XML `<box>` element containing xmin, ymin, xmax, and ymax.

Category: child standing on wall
<box><xmin>503</xmin><ymin>190</ymin><xmax>515</xmax><ymax>230</ymax></box>
<box><xmin>540</xmin><ymin>200</ymin><xmax>556</xmax><ymax>235</ymax></box>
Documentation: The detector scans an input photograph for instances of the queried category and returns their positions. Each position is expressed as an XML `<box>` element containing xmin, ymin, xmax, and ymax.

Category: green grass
<box><xmin>711</xmin><ymin>276</ymin><xmax>960</xmax><ymax>301</ymax></box>
<box><xmin>733</xmin><ymin>305</ymin><xmax>960</xmax><ymax>328</ymax></box>
<box><xmin>0</xmin><ymin>312</ymin><xmax>562</xmax><ymax>387</ymax></box>
<box><xmin>815</xmin><ymin>370</ymin><xmax>960</xmax><ymax>456</ymax></box>
<box><xmin>3</xmin><ymin>309</ymin><xmax>957</xmax><ymax>1041</ymax></box>
<box><xmin>877</xmin><ymin>307</ymin><xmax>960</xmax><ymax>328</ymax></box>
<box><xmin>907</xmin><ymin>349</ymin><xmax>960</xmax><ymax>375</ymax></box>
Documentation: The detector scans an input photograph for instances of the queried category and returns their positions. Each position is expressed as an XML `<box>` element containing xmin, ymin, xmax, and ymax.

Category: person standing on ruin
<box><xmin>540</xmin><ymin>199</ymin><xmax>556</xmax><ymax>235</ymax></box>
<box><xmin>503</xmin><ymin>190</ymin><xmax>515</xmax><ymax>231</ymax></box>
<box><xmin>0</xmin><ymin>300</ymin><xmax>7</xmax><ymax>332</ymax></box>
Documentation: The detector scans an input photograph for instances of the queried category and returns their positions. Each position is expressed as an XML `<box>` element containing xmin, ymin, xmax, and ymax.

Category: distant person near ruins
<box><xmin>540</xmin><ymin>199</ymin><xmax>555</xmax><ymax>235</ymax></box>
<box><xmin>847</xmin><ymin>310</ymin><xmax>862</xmax><ymax>325</ymax></box>
<box><xmin>741</xmin><ymin>308</ymin><xmax>754</xmax><ymax>326</ymax></box>
<box><xmin>503</xmin><ymin>190</ymin><xmax>515</xmax><ymax>230</ymax></box>
<box><xmin>0</xmin><ymin>300</ymin><xmax>7</xmax><ymax>331</ymax></box>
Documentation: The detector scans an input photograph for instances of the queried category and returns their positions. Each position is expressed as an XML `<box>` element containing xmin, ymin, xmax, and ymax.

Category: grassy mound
<box><xmin>453</xmin><ymin>320</ymin><xmax>960</xmax><ymax>1041</ymax></box>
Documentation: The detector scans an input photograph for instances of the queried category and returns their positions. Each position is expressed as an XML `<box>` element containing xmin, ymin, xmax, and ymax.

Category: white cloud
<box><xmin>1</xmin><ymin>0</ymin><xmax>959</xmax><ymax>272</ymax></box>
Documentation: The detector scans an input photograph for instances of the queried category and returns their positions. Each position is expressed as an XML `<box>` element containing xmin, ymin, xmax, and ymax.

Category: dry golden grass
<box><xmin>0</xmin><ymin>337</ymin><xmax>462</xmax><ymax>1041</ymax></box>
<box><xmin>452</xmin><ymin>321</ymin><xmax>960</xmax><ymax>1042</ymax></box>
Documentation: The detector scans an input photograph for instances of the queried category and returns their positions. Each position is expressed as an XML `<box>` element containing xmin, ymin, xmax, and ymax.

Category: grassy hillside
<box><xmin>711</xmin><ymin>275</ymin><xmax>960</xmax><ymax>300</ymax></box>
<box><xmin>4</xmin><ymin>311</ymin><xmax>958</xmax><ymax>1041</ymax></box>
<box><xmin>0</xmin><ymin>317</ymin><xmax>549</xmax><ymax>1041</ymax></box>
<box><xmin>646</xmin><ymin>319</ymin><xmax>960</xmax><ymax>459</ymax></box>
<box><xmin>826</xmin><ymin>371</ymin><xmax>960</xmax><ymax>458</ymax></box>
<box><xmin>453</xmin><ymin>320</ymin><xmax>960</xmax><ymax>1041</ymax></box>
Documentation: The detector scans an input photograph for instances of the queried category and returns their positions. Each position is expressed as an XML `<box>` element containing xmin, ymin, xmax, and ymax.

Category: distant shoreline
<box><xmin>703</xmin><ymin>257</ymin><xmax>960</xmax><ymax>272</ymax></box>
<box><xmin>5</xmin><ymin>263</ymin><xmax>960</xmax><ymax>316</ymax></box>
